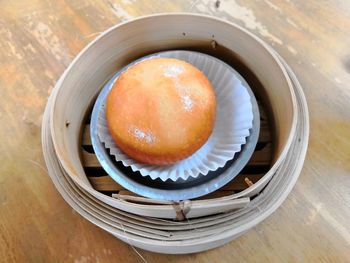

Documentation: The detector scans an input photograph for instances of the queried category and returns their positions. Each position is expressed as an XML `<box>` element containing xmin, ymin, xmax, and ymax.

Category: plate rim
<box><xmin>90</xmin><ymin>50</ymin><xmax>260</xmax><ymax>200</ymax></box>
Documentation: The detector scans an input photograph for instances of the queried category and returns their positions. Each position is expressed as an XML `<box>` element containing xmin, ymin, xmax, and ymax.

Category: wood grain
<box><xmin>0</xmin><ymin>0</ymin><xmax>349</xmax><ymax>262</ymax></box>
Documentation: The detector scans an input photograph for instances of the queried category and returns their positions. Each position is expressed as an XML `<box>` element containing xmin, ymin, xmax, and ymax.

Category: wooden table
<box><xmin>1</xmin><ymin>1</ymin><xmax>349</xmax><ymax>262</ymax></box>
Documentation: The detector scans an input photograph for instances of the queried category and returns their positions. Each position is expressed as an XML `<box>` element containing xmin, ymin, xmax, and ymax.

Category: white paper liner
<box><xmin>96</xmin><ymin>51</ymin><xmax>253</xmax><ymax>181</ymax></box>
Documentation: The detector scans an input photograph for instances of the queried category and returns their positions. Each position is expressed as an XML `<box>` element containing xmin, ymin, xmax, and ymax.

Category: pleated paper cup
<box><xmin>94</xmin><ymin>51</ymin><xmax>254</xmax><ymax>181</ymax></box>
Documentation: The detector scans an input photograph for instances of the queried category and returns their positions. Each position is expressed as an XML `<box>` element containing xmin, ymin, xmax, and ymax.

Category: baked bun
<box><xmin>106</xmin><ymin>57</ymin><xmax>216</xmax><ymax>165</ymax></box>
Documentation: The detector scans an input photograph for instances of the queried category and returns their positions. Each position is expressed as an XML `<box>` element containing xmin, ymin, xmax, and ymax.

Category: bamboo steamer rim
<box><xmin>43</xmin><ymin>12</ymin><xmax>308</xmax><ymax>253</ymax></box>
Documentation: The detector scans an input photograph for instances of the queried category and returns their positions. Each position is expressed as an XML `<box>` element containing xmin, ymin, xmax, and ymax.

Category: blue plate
<box><xmin>90</xmin><ymin>51</ymin><xmax>260</xmax><ymax>201</ymax></box>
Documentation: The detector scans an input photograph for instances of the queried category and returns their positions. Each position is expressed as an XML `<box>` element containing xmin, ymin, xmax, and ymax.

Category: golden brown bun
<box><xmin>106</xmin><ymin>58</ymin><xmax>216</xmax><ymax>165</ymax></box>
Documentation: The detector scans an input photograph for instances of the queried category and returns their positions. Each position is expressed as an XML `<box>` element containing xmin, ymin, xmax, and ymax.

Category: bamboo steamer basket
<box><xmin>42</xmin><ymin>14</ymin><xmax>309</xmax><ymax>253</ymax></box>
